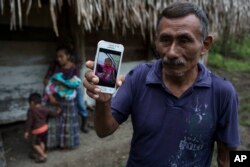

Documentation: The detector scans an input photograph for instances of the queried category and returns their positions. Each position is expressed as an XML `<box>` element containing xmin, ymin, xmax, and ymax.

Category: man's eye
<box><xmin>159</xmin><ymin>36</ymin><xmax>172</xmax><ymax>43</ymax></box>
<box><xmin>179</xmin><ymin>37</ymin><xmax>191</xmax><ymax>43</ymax></box>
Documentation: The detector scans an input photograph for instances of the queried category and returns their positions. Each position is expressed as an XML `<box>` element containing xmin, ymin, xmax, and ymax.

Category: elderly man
<box><xmin>84</xmin><ymin>2</ymin><xmax>240</xmax><ymax>167</ymax></box>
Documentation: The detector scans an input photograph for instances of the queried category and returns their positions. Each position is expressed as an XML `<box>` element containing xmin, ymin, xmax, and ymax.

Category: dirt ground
<box><xmin>2</xmin><ymin>119</ymin><xmax>133</xmax><ymax>167</ymax></box>
<box><xmin>2</xmin><ymin>67</ymin><xmax>250</xmax><ymax>167</ymax></box>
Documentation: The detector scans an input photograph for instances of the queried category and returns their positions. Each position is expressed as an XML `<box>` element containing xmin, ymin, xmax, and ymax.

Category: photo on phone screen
<box><xmin>95</xmin><ymin>48</ymin><xmax>122</xmax><ymax>88</ymax></box>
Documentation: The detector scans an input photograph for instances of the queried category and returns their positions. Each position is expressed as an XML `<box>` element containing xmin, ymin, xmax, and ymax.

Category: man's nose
<box><xmin>167</xmin><ymin>42</ymin><xmax>179</xmax><ymax>59</ymax></box>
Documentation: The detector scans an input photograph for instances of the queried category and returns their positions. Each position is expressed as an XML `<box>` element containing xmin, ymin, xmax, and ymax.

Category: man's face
<box><xmin>155</xmin><ymin>14</ymin><xmax>206</xmax><ymax>77</ymax></box>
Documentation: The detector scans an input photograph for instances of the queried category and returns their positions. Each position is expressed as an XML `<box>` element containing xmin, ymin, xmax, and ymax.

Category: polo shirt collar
<box><xmin>146</xmin><ymin>59</ymin><xmax>212</xmax><ymax>87</ymax></box>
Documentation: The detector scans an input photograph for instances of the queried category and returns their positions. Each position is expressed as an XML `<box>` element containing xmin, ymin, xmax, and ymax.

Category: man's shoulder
<box><xmin>210</xmin><ymin>72</ymin><xmax>237</xmax><ymax>94</ymax></box>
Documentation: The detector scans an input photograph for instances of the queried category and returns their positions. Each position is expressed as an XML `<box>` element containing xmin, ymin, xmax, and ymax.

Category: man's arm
<box><xmin>95</xmin><ymin>101</ymin><xmax>119</xmax><ymax>138</ymax></box>
<box><xmin>84</xmin><ymin>61</ymin><xmax>122</xmax><ymax>138</ymax></box>
<box><xmin>217</xmin><ymin>140</ymin><xmax>237</xmax><ymax>167</ymax></box>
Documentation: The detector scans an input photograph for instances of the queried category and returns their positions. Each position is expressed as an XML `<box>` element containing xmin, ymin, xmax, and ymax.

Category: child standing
<box><xmin>24</xmin><ymin>93</ymin><xmax>61</xmax><ymax>163</ymax></box>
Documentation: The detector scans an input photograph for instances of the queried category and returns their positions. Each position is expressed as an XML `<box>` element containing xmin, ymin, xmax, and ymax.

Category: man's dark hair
<box><xmin>28</xmin><ymin>93</ymin><xmax>42</xmax><ymax>104</ymax></box>
<box><xmin>157</xmin><ymin>2</ymin><xmax>209</xmax><ymax>40</ymax></box>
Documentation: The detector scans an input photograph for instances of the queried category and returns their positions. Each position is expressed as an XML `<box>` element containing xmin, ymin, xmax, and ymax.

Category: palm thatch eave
<box><xmin>0</xmin><ymin>0</ymin><xmax>250</xmax><ymax>42</ymax></box>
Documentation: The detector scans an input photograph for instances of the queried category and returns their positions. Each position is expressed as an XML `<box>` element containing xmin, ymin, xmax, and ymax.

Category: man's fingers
<box><xmin>86</xmin><ymin>90</ymin><xmax>100</xmax><ymax>99</ymax></box>
<box><xmin>83</xmin><ymin>78</ymin><xmax>101</xmax><ymax>94</ymax></box>
<box><xmin>86</xmin><ymin>60</ymin><xmax>94</xmax><ymax>70</ymax></box>
<box><xmin>85</xmin><ymin>60</ymin><xmax>98</xmax><ymax>84</ymax></box>
<box><xmin>85</xmin><ymin>70</ymin><xmax>94</xmax><ymax>80</ymax></box>
<box><xmin>85</xmin><ymin>70</ymin><xmax>100</xmax><ymax>84</ymax></box>
<box><xmin>84</xmin><ymin>60</ymin><xmax>112</xmax><ymax>101</ymax></box>
<box><xmin>84</xmin><ymin>66</ymin><xmax>102</xmax><ymax>100</ymax></box>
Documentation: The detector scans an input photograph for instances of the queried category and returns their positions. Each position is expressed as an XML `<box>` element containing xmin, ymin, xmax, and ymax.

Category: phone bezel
<box><xmin>93</xmin><ymin>40</ymin><xmax>124</xmax><ymax>94</ymax></box>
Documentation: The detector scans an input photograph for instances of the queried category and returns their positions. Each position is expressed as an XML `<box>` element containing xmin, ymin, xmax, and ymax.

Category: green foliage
<box><xmin>233</xmin><ymin>36</ymin><xmax>250</xmax><ymax>59</ymax></box>
<box><xmin>207</xmin><ymin>53</ymin><xmax>224</xmax><ymax>68</ymax></box>
<box><xmin>211</xmin><ymin>35</ymin><xmax>250</xmax><ymax>59</ymax></box>
<box><xmin>208</xmin><ymin>36</ymin><xmax>250</xmax><ymax>127</ymax></box>
<box><xmin>208</xmin><ymin>35</ymin><xmax>250</xmax><ymax>72</ymax></box>
<box><xmin>208</xmin><ymin>53</ymin><xmax>250</xmax><ymax>72</ymax></box>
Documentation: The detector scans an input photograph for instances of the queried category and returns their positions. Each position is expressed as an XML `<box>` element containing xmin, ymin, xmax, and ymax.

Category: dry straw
<box><xmin>0</xmin><ymin>0</ymin><xmax>250</xmax><ymax>41</ymax></box>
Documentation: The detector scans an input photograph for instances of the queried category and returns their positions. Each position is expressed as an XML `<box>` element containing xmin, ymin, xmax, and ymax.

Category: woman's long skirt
<box><xmin>47</xmin><ymin>99</ymin><xmax>80</xmax><ymax>149</ymax></box>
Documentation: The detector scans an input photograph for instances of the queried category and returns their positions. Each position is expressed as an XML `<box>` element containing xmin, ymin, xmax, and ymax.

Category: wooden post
<box><xmin>57</xmin><ymin>1</ymin><xmax>86</xmax><ymax>65</ymax></box>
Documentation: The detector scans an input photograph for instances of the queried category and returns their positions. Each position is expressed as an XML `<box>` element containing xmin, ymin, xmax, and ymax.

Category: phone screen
<box><xmin>95</xmin><ymin>48</ymin><xmax>122</xmax><ymax>88</ymax></box>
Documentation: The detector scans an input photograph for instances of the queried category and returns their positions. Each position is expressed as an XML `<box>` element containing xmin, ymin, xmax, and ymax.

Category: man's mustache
<box><xmin>162</xmin><ymin>59</ymin><xmax>185</xmax><ymax>66</ymax></box>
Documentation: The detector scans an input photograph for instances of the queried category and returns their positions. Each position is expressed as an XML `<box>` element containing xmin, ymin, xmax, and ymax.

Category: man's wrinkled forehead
<box><xmin>156</xmin><ymin>15</ymin><xmax>203</xmax><ymax>36</ymax></box>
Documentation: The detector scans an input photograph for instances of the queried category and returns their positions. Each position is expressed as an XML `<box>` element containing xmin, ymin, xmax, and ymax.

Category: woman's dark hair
<box><xmin>157</xmin><ymin>2</ymin><xmax>209</xmax><ymax>40</ymax></box>
<box><xmin>56</xmin><ymin>44</ymin><xmax>73</xmax><ymax>58</ymax></box>
<box><xmin>56</xmin><ymin>44</ymin><xmax>83</xmax><ymax>68</ymax></box>
<box><xmin>28</xmin><ymin>92</ymin><xmax>42</xmax><ymax>104</ymax></box>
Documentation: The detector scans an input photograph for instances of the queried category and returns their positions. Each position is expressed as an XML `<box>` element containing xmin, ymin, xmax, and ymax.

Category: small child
<box><xmin>96</xmin><ymin>57</ymin><xmax>116</xmax><ymax>86</ymax></box>
<box><xmin>24</xmin><ymin>93</ymin><xmax>61</xmax><ymax>163</ymax></box>
<box><xmin>44</xmin><ymin>72</ymin><xmax>81</xmax><ymax>105</ymax></box>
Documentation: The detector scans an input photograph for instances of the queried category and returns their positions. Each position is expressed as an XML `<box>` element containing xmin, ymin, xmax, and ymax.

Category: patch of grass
<box><xmin>234</xmin><ymin>36</ymin><xmax>250</xmax><ymax>59</ymax></box>
<box><xmin>208</xmin><ymin>35</ymin><xmax>250</xmax><ymax>72</ymax></box>
<box><xmin>208</xmin><ymin>36</ymin><xmax>250</xmax><ymax>127</ymax></box>
<box><xmin>208</xmin><ymin>53</ymin><xmax>250</xmax><ymax>72</ymax></box>
<box><xmin>210</xmin><ymin>35</ymin><xmax>250</xmax><ymax>60</ymax></box>
<box><xmin>207</xmin><ymin>53</ymin><xmax>224</xmax><ymax>68</ymax></box>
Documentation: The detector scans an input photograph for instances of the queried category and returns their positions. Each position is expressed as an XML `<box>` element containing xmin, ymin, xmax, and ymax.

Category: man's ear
<box><xmin>201</xmin><ymin>36</ymin><xmax>213</xmax><ymax>56</ymax></box>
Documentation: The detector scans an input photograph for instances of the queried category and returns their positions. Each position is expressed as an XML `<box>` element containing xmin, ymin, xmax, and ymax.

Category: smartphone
<box><xmin>93</xmin><ymin>40</ymin><xmax>124</xmax><ymax>94</ymax></box>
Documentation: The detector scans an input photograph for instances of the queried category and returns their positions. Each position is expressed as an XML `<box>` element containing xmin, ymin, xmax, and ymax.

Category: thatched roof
<box><xmin>1</xmin><ymin>0</ymin><xmax>250</xmax><ymax>41</ymax></box>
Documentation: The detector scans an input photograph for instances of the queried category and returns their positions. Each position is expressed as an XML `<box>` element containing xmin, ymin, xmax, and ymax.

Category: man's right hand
<box><xmin>83</xmin><ymin>60</ymin><xmax>112</xmax><ymax>102</ymax></box>
<box><xmin>83</xmin><ymin>60</ymin><xmax>121</xmax><ymax>138</ymax></box>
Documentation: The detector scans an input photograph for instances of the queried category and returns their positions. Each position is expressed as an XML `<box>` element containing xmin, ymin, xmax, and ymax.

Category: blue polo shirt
<box><xmin>111</xmin><ymin>60</ymin><xmax>240</xmax><ymax>167</ymax></box>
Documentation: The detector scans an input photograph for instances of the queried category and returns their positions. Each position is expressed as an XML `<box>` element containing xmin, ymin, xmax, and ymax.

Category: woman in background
<box><xmin>44</xmin><ymin>45</ymin><xmax>82</xmax><ymax>149</ymax></box>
